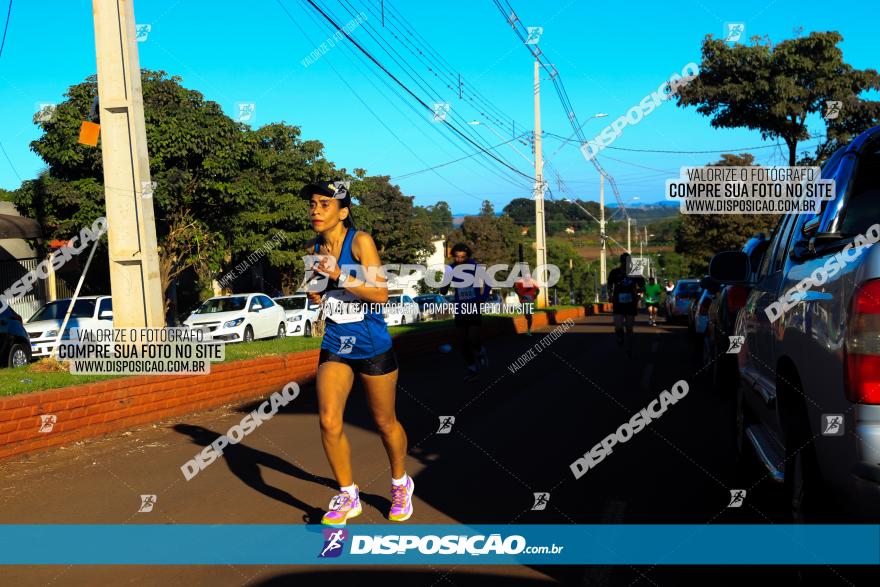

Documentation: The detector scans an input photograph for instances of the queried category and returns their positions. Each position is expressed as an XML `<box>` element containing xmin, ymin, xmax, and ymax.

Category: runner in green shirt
<box><xmin>644</xmin><ymin>277</ymin><xmax>663</xmax><ymax>327</ymax></box>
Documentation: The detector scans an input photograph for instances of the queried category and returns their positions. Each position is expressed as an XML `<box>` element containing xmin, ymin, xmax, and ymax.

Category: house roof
<box><xmin>0</xmin><ymin>214</ymin><xmax>42</xmax><ymax>239</ymax></box>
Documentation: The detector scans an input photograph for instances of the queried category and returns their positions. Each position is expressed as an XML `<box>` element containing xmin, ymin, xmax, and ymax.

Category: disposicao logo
<box><xmin>319</xmin><ymin>529</ymin><xmax>348</xmax><ymax>558</ymax></box>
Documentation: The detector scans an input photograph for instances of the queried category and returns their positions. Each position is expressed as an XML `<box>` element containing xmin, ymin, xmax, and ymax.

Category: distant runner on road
<box><xmin>440</xmin><ymin>243</ymin><xmax>491</xmax><ymax>381</ymax></box>
<box><xmin>514</xmin><ymin>274</ymin><xmax>539</xmax><ymax>336</ymax></box>
<box><xmin>607</xmin><ymin>253</ymin><xmax>645</xmax><ymax>357</ymax></box>
<box><xmin>644</xmin><ymin>277</ymin><xmax>663</xmax><ymax>327</ymax></box>
<box><xmin>301</xmin><ymin>180</ymin><xmax>414</xmax><ymax>527</ymax></box>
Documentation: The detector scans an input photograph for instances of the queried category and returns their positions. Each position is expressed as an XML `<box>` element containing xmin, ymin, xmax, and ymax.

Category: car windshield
<box><xmin>389</xmin><ymin>296</ymin><xmax>401</xmax><ymax>304</ymax></box>
<box><xmin>676</xmin><ymin>282</ymin><xmax>701</xmax><ymax>295</ymax></box>
<box><xmin>194</xmin><ymin>297</ymin><xmax>247</xmax><ymax>313</ymax></box>
<box><xmin>275</xmin><ymin>297</ymin><xmax>306</xmax><ymax>311</ymax></box>
<box><xmin>30</xmin><ymin>299</ymin><xmax>97</xmax><ymax>322</ymax></box>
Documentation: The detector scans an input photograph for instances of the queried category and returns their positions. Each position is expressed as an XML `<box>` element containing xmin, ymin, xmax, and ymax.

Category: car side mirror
<box><xmin>99</xmin><ymin>310</ymin><xmax>113</xmax><ymax>320</ymax></box>
<box><xmin>699</xmin><ymin>276</ymin><xmax>720</xmax><ymax>294</ymax></box>
<box><xmin>251</xmin><ymin>307</ymin><xmax>261</xmax><ymax>313</ymax></box>
<box><xmin>802</xmin><ymin>216</ymin><xmax>821</xmax><ymax>238</ymax></box>
<box><xmin>709</xmin><ymin>251</ymin><xmax>750</xmax><ymax>284</ymax></box>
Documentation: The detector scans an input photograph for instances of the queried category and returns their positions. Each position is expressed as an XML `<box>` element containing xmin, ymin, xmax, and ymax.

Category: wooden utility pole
<box><xmin>92</xmin><ymin>0</ymin><xmax>165</xmax><ymax>327</ymax></box>
<box><xmin>533</xmin><ymin>59</ymin><xmax>548</xmax><ymax>308</ymax></box>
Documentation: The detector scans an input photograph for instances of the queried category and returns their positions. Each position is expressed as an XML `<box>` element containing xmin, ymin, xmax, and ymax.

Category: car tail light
<box><xmin>845</xmin><ymin>279</ymin><xmax>880</xmax><ymax>403</ymax></box>
<box><xmin>726</xmin><ymin>285</ymin><xmax>748</xmax><ymax>312</ymax></box>
<box><xmin>699</xmin><ymin>297</ymin><xmax>712</xmax><ymax>316</ymax></box>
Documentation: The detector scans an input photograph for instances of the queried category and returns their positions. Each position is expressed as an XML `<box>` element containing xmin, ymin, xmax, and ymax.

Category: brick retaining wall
<box><xmin>0</xmin><ymin>320</ymin><xmax>516</xmax><ymax>460</ymax></box>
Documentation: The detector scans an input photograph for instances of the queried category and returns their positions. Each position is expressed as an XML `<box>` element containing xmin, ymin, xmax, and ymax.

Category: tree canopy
<box><xmin>676</xmin><ymin>31</ymin><xmax>880</xmax><ymax>165</ymax></box>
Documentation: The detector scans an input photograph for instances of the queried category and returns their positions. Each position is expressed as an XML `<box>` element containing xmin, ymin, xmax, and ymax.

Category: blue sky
<box><xmin>0</xmin><ymin>0</ymin><xmax>877</xmax><ymax>214</ymax></box>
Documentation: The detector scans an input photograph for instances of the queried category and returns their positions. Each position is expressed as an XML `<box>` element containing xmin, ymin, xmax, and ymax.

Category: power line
<box><xmin>492</xmin><ymin>0</ymin><xmax>631</xmax><ymax>222</ymax></box>
<box><xmin>291</xmin><ymin>0</ymin><xmax>535</xmax><ymax>183</ymax></box>
<box><xmin>337</xmin><ymin>0</ymin><xmax>537</xmax><ymax>189</ymax></box>
<box><xmin>274</xmin><ymin>0</ymin><xmax>486</xmax><ymax>200</ymax></box>
<box><xmin>379</xmin><ymin>1</ymin><xmax>520</xmax><ymax>133</ymax></box>
<box><xmin>391</xmin><ymin>135</ymin><xmax>529</xmax><ymax>180</ymax></box>
<box><xmin>543</xmin><ymin>131</ymin><xmax>829</xmax><ymax>154</ymax></box>
<box><xmin>0</xmin><ymin>141</ymin><xmax>21</xmax><ymax>183</ymax></box>
<box><xmin>328</xmin><ymin>0</ymin><xmax>531</xmax><ymax>190</ymax></box>
<box><xmin>0</xmin><ymin>0</ymin><xmax>11</xmax><ymax>59</ymax></box>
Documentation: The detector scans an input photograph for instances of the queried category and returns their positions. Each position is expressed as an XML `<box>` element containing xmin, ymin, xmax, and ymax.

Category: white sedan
<box><xmin>274</xmin><ymin>294</ymin><xmax>321</xmax><ymax>337</ymax></box>
<box><xmin>25</xmin><ymin>295</ymin><xmax>114</xmax><ymax>358</ymax></box>
<box><xmin>383</xmin><ymin>294</ymin><xmax>420</xmax><ymax>326</ymax></box>
<box><xmin>183</xmin><ymin>293</ymin><xmax>286</xmax><ymax>342</ymax></box>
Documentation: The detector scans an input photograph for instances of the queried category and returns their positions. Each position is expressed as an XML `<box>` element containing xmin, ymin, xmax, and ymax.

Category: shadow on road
<box><xmin>174</xmin><ymin>423</ymin><xmax>340</xmax><ymax>523</ymax></box>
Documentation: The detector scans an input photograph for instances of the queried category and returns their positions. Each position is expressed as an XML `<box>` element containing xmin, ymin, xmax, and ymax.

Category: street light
<box><xmin>548</xmin><ymin>113</ymin><xmax>608</xmax><ymax>159</ymax></box>
<box><xmin>467</xmin><ymin>120</ymin><xmax>534</xmax><ymax>166</ymax></box>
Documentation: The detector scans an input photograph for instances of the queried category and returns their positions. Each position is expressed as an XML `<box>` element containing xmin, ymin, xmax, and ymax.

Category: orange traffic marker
<box><xmin>78</xmin><ymin>121</ymin><xmax>101</xmax><ymax>147</ymax></box>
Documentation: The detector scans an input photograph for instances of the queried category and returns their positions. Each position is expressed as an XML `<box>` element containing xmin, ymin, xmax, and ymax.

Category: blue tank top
<box><xmin>314</xmin><ymin>228</ymin><xmax>393</xmax><ymax>359</ymax></box>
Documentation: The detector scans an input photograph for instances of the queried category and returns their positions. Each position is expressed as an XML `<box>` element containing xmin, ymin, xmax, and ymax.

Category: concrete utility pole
<box><xmin>533</xmin><ymin>59</ymin><xmax>548</xmax><ymax>308</ymax></box>
<box><xmin>92</xmin><ymin>0</ymin><xmax>165</xmax><ymax>327</ymax></box>
<box><xmin>640</xmin><ymin>226</ymin><xmax>645</xmax><ymax>259</ymax></box>
<box><xmin>627</xmin><ymin>217</ymin><xmax>632</xmax><ymax>253</ymax></box>
<box><xmin>599</xmin><ymin>173</ymin><xmax>606</xmax><ymax>300</ymax></box>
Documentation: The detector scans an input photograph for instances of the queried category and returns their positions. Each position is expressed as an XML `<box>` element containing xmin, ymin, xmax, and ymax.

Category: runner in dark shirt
<box><xmin>607</xmin><ymin>253</ymin><xmax>644</xmax><ymax>356</ymax></box>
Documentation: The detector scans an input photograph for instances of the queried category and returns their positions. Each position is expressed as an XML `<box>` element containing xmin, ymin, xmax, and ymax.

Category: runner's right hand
<box><xmin>307</xmin><ymin>292</ymin><xmax>322</xmax><ymax>305</ymax></box>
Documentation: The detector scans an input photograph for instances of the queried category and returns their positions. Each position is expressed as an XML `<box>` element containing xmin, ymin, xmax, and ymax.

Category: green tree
<box><xmin>17</xmin><ymin>70</ymin><xmax>258</xmax><ymax>307</ymax></box>
<box><xmin>350</xmin><ymin>176</ymin><xmax>434</xmax><ymax>265</ymax></box>
<box><xmin>449</xmin><ymin>212</ymin><xmax>520</xmax><ymax>269</ymax></box>
<box><xmin>240</xmin><ymin>122</ymin><xmax>337</xmax><ymax>294</ymax></box>
<box><xmin>675</xmin><ymin>153</ymin><xmax>779</xmax><ymax>272</ymax></box>
<box><xmin>676</xmin><ymin>31</ymin><xmax>880</xmax><ymax>165</ymax></box>
<box><xmin>425</xmin><ymin>201</ymin><xmax>453</xmax><ymax>237</ymax></box>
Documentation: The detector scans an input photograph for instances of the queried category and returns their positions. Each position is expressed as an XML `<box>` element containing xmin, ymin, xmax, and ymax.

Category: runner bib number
<box><xmin>459</xmin><ymin>287</ymin><xmax>477</xmax><ymax>301</ymax></box>
<box><xmin>323</xmin><ymin>289</ymin><xmax>365</xmax><ymax>324</ymax></box>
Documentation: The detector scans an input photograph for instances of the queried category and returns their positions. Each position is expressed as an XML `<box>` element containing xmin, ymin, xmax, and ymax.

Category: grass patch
<box><xmin>0</xmin><ymin>318</ymin><xmax>464</xmax><ymax>397</ymax></box>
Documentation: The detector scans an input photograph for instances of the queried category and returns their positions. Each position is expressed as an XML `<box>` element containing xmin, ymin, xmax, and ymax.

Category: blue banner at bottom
<box><xmin>0</xmin><ymin>525</ymin><xmax>878</xmax><ymax>565</ymax></box>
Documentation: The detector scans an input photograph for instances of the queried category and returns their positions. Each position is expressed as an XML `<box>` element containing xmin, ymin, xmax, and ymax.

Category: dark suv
<box><xmin>710</xmin><ymin>125</ymin><xmax>880</xmax><ymax>521</ymax></box>
<box><xmin>1</xmin><ymin>306</ymin><xmax>31</xmax><ymax>368</ymax></box>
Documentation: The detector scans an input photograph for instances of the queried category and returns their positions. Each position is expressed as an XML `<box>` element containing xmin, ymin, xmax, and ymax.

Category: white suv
<box><xmin>184</xmin><ymin>294</ymin><xmax>286</xmax><ymax>342</ymax></box>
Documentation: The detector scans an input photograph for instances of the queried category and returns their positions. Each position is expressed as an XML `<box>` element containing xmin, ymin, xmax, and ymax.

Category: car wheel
<box><xmin>779</xmin><ymin>371</ymin><xmax>826</xmax><ymax>523</ymax></box>
<box><xmin>8</xmin><ymin>343</ymin><xmax>29</xmax><ymax>368</ymax></box>
<box><xmin>304</xmin><ymin>321</ymin><xmax>312</xmax><ymax>337</ymax></box>
<box><xmin>734</xmin><ymin>382</ymin><xmax>747</xmax><ymax>462</ymax></box>
<box><xmin>243</xmin><ymin>326</ymin><xmax>254</xmax><ymax>343</ymax></box>
<box><xmin>277</xmin><ymin>323</ymin><xmax>286</xmax><ymax>338</ymax></box>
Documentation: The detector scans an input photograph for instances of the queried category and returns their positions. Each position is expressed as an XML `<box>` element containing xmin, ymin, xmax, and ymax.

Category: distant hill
<box><xmin>606</xmin><ymin>202</ymin><xmax>680</xmax><ymax>222</ymax></box>
<box><xmin>451</xmin><ymin>201</ymin><xmax>679</xmax><ymax>229</ymax></box>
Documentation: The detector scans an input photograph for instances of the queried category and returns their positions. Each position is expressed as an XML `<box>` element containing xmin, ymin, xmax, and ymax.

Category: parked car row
<box><xmin>665</xmin><ymin>279</ymin><xmax>700</xmax><ymax>323</ymax></box>
<box><xmin>1</xmin><ymin>289</ymin><xmax>450</xmax><ymax>370</ymax></box>
<box><xmin>706</xmin><ymin>125</ymin><xmax>880</xmax><ymax>522</ymax></box>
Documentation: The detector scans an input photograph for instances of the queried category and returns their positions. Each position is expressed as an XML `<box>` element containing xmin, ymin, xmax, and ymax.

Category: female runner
<box><xmin>301</xmin><ymin>180</ymin><xmax>413</xmax><ymax>526</ymax></box>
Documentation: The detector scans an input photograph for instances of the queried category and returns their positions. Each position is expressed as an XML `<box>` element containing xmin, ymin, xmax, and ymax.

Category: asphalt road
<box><xmin>0</xmin><ymin>313</ymin><xmax>875</xmax><ymax>586</ymax></box>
